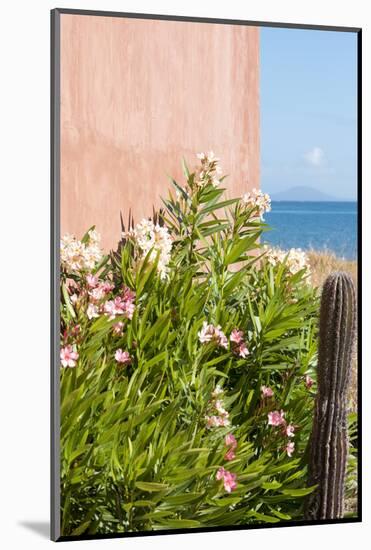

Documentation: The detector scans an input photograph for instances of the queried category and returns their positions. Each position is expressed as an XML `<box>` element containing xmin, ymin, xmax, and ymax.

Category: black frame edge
<box><xmin>54</xmin><ymin>7</ymin><xmax>361</xmax><ymax>32</ymax></box>
<box><xmin>356</xmin><ymin>28</ymin><xmax>362</xmax><ymax>522</ymax></box>
<box><xmin>51</xmin><ymin>7</ymin><xmax>61</xmax><ymax>543</ymax></box>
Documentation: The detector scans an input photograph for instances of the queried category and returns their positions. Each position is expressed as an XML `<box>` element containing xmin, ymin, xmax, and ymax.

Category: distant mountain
<box><xmin>270</xmin><ymin>186</ymin><xmax>354</xmax><ymax>202</ymax></box>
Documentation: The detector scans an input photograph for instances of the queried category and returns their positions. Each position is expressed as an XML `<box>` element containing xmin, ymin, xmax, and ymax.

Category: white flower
<box><xmin>60</xmin><ymin>231</ymin><xmax>103</xmax><ymax>274</ymax></box>
<box><xmin>205</xmin><ymin>415</ymin><xmax>231</xmax><ymax>428</ymax></box>
<box><xmin>263</xmin><ymin>245</ymin><xmax>311</xmax><ymax>278</ymax></box>
<box><xmin>128</xmin><ymin>219</ymin><xmax>172</xmax><ymax>279</ymax></box>
<box><xmin>214</xmin><ymin>400</ymin><xmax>229</xmax><ymax>417</ymax></box>
<box><xmin>86</xmin><ymin>303</ymin><xmax>99</xmax><ymax>320</ymax></box>
<box><xmin>195</xmin><ymin>151</ymin><xmax>222</xmax><ymax>188</ymax></box>
<box><xmin>211</xmin><ymin>385</ymin><xmax>224</xmax><ymax>398</ymax></box>
<box><xmin>241</xmin><ymin>188</ymin><xmax>271</xmax><ymax>218</ymax></box>
<box><xmin>88</xmin><ymin>229</ymin><xmax>101</xmax><ymax>244</ymax></box>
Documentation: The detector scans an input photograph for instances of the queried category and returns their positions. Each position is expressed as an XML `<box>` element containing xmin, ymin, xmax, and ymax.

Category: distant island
<box><xmin>269</xmin><ymin>186</ymin><xmax>354</xmax><ymax>202</ymax></box>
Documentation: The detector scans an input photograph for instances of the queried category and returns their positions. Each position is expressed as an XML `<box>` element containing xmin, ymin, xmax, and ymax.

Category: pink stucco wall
<box><xmin>60</xmin><ymin>14</ymin><xmax>260</xmax><ymax>250</ymax></box>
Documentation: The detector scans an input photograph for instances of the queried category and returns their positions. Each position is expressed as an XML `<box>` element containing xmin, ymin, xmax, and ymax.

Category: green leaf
<box><xmin>280</xmin><ymin>486</ymin><xmax>317</xmax><ymax>497</ymax></box>
<box><xmin>225</xmin><ymin>233</ymin><xmax>260</xmax><ymax>264</ymax></box>
<box><xmin>135</xmin><ymin>481</ymin><xmax>169</xmax><ymax>492</ymax></box>
<box><xmin>153</xmin><ymin>518</ymin><xmax>201</xmax><ymax>529</ymax></box>
<box><xmin>61</xmin><ymin>283</ymin><xmax>76</xmax><ymax>319</ymax></box>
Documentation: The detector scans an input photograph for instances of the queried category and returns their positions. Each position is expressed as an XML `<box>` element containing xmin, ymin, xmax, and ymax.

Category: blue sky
<box><xmin>260</xmin><ymin>27</ymin><xmax>357</xmax><ymax>200</ymax></box>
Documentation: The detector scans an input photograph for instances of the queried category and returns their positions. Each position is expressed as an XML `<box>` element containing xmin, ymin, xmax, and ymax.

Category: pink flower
<box><xmin>216</xmin><ymin>467</ymin><xmax>237</xmax><ymax>492</ymax></box>
<box><xmin>198</xmin><ymin>322</ymin><xmax>215</xmax><ymax>344</ymax></box>
<box><xmin>198</xmin><ymin>322</ymin><xmax>228</xmax><ymax>349</ymax></box>
<box><xmin>100</xmin><ymin>281</ymin><xmax>114</xmax><ymax>294</ymax></box>
<box><xmin>261</xmin><ymin>385</ymin><xmax>274</xmax><ymax>398</ymax></box>
<box><xmin>216</xmin><ymin>467</ymin><xmax>227</xmax><ymax>481</ymax></box>
<box><xmin>60</xmin><ymin>345</ymin><xmax>79</xmax><ymax>368</ymax></box>
<box><xmin>114</xmin><ymin>349</ymin><xmax>132</xmax><ymax>365</ymax></box>
<box><xmin>86</xmin><ymin>274</ymin><xmax>99</xmax><ymax>288</ymax></box>
<box><xmin>217</xmin><ymin>330</ymin><xmax>229</xmax><ymax>349</ymax></box>
<box><xmin>123</xmin><ymin>287</ymin><xmax>136</xmax><ymax>302</ymax></box>
<box><xmin>104</xmin><ymin>298</ymin><xmax>123</xmax><ymax>319</ymax></box>
<box><xmin>112</xmin><ymin>321</ymin><xmax>124</xmax><ymax>335</ymax></box>
<box><xmin>285</xmin><ymin>424</ymin><xmax>295</xmax><ymax>438</ymax></box>
<box><xmin>225</xmin><ymin>433</ymin><xmax>237</xmax><ymax>449</ymax></box>
<box><xmin>86</xmin><ymin>303</ymin><xmax>99</xmax><ymax>320</ymax></box>
<box><xmin>230</xmin><ymin>328</ymin><xmax>249</xmax><ymax>357</ymax></box>
<box><xmin>268</xmin><ymin>410</ymin><xmax>285</xmax><ymax>426</ymax></box>
<box><xmin>113</xmin><ymin>296</ymin><xmax>125</xmax><ymax>311</ymax></box>
<box><xmin>230</xmin><ymin>329</ymin><xmax>244</xmax><ymax>344</ymax></box>
<box><xmin>103</xmin><ymin>300</ymin><xmax>117</xmax><ymax>320</ymax></box>
<box><xmin>305</xmin><ymin>375</ymin><xmax>314</xmax><ymax>389</ymax></box>
<box><xmin>224</xmin><ymin>433</ymin><xmax>237</xmax><ymax>460</ymax></box>
<box><xmin>89</xmin><ymin>280</ymin><xmax>114</xmax><ymax>302</ymax></box>
<box><xmin>238</xmin><ymin>342</ymin><xmax>249</xmax><ymax>358</ymax></box>
<box><xmin>124</xmin><ymin>301</ymin><xmax>135</xmax><ymax>320</ymax></box>
<box><xmin>103</xmin><ymin>289</ymin><xmax>135</xmax><ymax>321</ymax></box>
<box><xmin>223</xmin><ymin>472</ymin><xmax>237</xmax><ymax>492</ymax></box>
<box><xmin>224</xmin><ymin>448</ymin><xmax>236</xmax><ymax>461</ymax></box>
<box><xmin>285</xmin><ymin>441</ymin><xmax>295</xmax><ymax>457</ymax></box>
<box><xmin>89</xmin><ymin>286</ymin><xmax>106</xmax><ymax>302</ymax></box>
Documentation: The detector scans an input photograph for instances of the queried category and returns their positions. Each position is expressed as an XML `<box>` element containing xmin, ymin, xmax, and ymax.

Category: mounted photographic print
<box><xmin>51</xmin><ymin>8</ymin><xmax>361</xmax><ymax>541</ymax></box>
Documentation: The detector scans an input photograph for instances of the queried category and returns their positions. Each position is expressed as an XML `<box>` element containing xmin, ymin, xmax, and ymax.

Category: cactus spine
<box><xmin>305</xmin><ymin>271</ymin><xmax>356</xmax><ymax>520</ymax></box>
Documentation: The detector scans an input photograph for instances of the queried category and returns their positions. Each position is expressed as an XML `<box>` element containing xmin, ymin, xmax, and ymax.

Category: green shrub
<box><xmin>60</xmin><ymin>153</ymin><xmax>320</xmax><ymax>536</ymax></box>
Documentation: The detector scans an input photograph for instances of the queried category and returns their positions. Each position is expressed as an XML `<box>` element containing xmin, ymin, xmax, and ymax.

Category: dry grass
<box><xmin>307</xmin><ymin>250</ymin><xmax>358</xmax><ymax>412</ymax></box>
<box><xmin>307</xmin><ymin>249</ymin><xmax>357</xmax><ymax>289</ymax></box>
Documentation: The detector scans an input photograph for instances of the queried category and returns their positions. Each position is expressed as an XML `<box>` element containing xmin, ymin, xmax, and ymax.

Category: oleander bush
<box><xmin>60</xmin><ymin>153</ymin><xmax>322</xmax><ymax>536</ymax></box>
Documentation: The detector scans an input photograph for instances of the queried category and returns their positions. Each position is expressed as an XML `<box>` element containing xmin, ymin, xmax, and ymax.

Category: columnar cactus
<box><xmin>305</xmin><ymin>271</ymin><xmax>356</xmax><ymax>520</ymax></box>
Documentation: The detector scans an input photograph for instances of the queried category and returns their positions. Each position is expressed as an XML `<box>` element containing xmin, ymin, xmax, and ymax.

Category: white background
<box><xmin>0</xmin><ymin>0</ymin><xmax>368</xmax><ymax>548</ymax></box>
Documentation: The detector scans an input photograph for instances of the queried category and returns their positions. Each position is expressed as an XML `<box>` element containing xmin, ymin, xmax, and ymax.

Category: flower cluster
<box><xmin>198</xmin><ymin>322</ymin><xmax>228</xmax><ymax>349</ymax></box>
<box><xmin>84</xmin><ymin>272</ymin><xmax>135</xmax><ymax>322</ymax></box>
<box><xmin>61</xmin><ymin>229</ymin><xmax>103</xmax><ymax>273</ymax></box>
<box><xmin>60</xmin><ymin>344</ymin><xmax>79</xmax><ymax>368</ymax></box>
<box><xmin>230</xmin><ymin>329</ymin><xmax>249</xmax><ymax>358</ymax></box>
<box><xmin>85</xmin><ymin>275</ymin><xmax>115</xmax><ymax>319</ymax></box>
<box><xmin>263</xmin><ymin>245</ymin><xmax>310</xmax><ymax>277</ymax></box>
<box><xmin>305</xmin><ymin>375</ymin><xmax>314</xmax><ymax>389</ymax></box>
<box><xmin>205</xmin><ymin>386</ymin><xmax>231</xmax><ymax>428</ymax></box>
<box><xmin>224</xmin><ymin>433</ymin><xmax>238</xmax><ymax>461</ymax></box>
<box><xmin>195</xmin><ymin>151</ymin><xmax>222</xmax><ymax>188</ymax></box>
<box><xmin>241</xmin><ymin>188</ymin><xmax>271</xmax><ymax>218</ymax></box>
<box><xmin>125</xmin><ymin>219</ymin><xmax>172</xmax><ymax>279</ymax></box>
<box><xmin>216</xmin><ymin>467</ymin><xmax>237</xmax><ymax>493</ymax></box>
<box><xmin>261</xmin><ymin>385</ymin><xmax>274</xmax><ymax>399</ymax></box>
<box><xmin>206</xmin><ymin>390</ymin><xmax>239</xmax><ymax>492</ymax></box>
<box><xmin>267</xmin><ymin>409</ymin><xmax>296</xmax><ymax>457</ymax></box>
<box><xmin>103</xmin><ymin>288</ymin><xmax>136</xmax><ymax>321</ymax></box>
<box><xmin>115</xmin><ymin>349</ymin><xmax>132</xmax><ymax>366</ymax></box>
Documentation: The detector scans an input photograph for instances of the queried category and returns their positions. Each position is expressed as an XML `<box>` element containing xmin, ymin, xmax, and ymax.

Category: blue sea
<box><xmin>264</xmin><ymin>201</ymin><xmax>357</xmax><ymax>260</ymax></box>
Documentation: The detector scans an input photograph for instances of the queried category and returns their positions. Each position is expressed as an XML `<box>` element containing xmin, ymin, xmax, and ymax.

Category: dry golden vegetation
<box><xmin>307</xmin><ymin>249</ymin><xmax>357</xmax><ymax>289</ymax></box>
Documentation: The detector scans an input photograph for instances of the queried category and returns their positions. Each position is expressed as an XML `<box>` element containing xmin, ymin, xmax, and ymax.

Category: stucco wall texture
<box><xmin>60</xmin><ymin>14</ymin><xmax>260</xmax><ymax>251</ymax></box>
